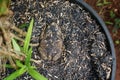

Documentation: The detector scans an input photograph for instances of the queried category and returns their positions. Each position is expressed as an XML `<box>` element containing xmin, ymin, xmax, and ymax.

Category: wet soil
<box><xmin>2</xmin><ymin>0</ymin><xmax>114</xmax><ymax>80</ymax></box>
<box><xmin>84</xmin><ymin>0</ymin><xmax>120</xmax><ymax>80</ymax></box>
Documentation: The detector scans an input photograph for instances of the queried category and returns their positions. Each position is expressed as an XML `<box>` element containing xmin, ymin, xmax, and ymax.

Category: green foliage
<box><xmin>12</xmin><ymin>38</ymin><xmax>21</xmax><ymax>52</ymax></box>
<box><xmin>23</xmin><ymin>18</ymin><xmax>34</xmax><ymax>54</ymax></box>
<box><xmin>28</xmin><ymin>68</ymin><xmax>47</xmax><ymax>80</ymax></box>
<box><xmin>4</xmin><ymin>66</ymin><xmax>27</xmax><ymax>80</ymax></box>
<box><xmin>96</xmin><ymin>0</ymin><xmax>111</xmax><ymax>6</ymax></box>
<box><xmin>0</xmin><ymin>0</ymin><xmax>10</xmax><ymax>16</ymax></box>
<box><xmin>110</xmin><ymin>11</ymin><xmax>116</xmax><ymax>18</ymax></box>
<box><xmin>105</xmin><ymin>21</ymin><xmax>113</xmax><ymax>25</ymax></box>
<box><xmin>105</xmin><ymin>11</ymin><xmax>120</xmax><ymax>31</ymax></box>
<box><xmin>115</xmin><ymin>40</ymin><xmax>120</xmax><ymax>44</ymax></box>
<box><xmin>114</xmin><ymin>18</ymin><xmax>120</xmax><ymax>29</ymax></box>
<box><xmin>104</xmin><ymin>10</ymin><xmax>120</xmax><ymax>47</ymax></box>
<box><xmin>4</xmin><ymin>19</ymin><xmax>47</xmax><ymax>80</ymax></box>
<box><xmin>19</xmin><ymin>23</ymin><xmax>29</xmax><ymax>29</ymax></box>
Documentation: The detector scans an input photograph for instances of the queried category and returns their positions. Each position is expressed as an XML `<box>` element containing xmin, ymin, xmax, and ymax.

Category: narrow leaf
<box><xmin>23</xmin><ymin>18</ymin><xmax>34</xmax><ymax>54</ymax></box>
<box><xmin>19</xmin><ymin>23</ymin><xmax>29</xmax><ymax>29</ymax></box>
<box><xmin>105</xmin><ymin>21</ymin><xmax>113</xmax><ymax>25</ymax></box>
<box><xmin>103</xmin><ymin>0</ymin><xmax>111</xmax><ymax>5</ymax></box>
<box><xmin>25</xmin><ymin>47</ymin><xmax>32</xmax><ymax>67</ymax></box>
<box><xmin>12</xmin><ymin>38</ymin><xmax>20</xmax><ymax>52</ymax></box>
<box><xmin>16</xmin><ymin>60</ymin><xmax>24</xmax><ymax>68</ymax></box>
<box><xmin>5</xmin><ymin>64</ymin><xmax>13</xmax><ymax>68</ymax></box>
<box><xmin>28</xmin><ymin>68</ymin><xmax>47</xmax><ymax>80</ymax></box>
<box><xmin>96</xmin><ymin>3</ymin><xmax>103</xmax><ymax>6</ymax></box>
<box><xmin>110</xmin><ymin>11</ymin><xmax>115</xmax><ymax>18</ymax></box>
<box><xmin>4</xmin><ymin>66</ymin><xmax>27</xmax><ymax>80</ymax></box>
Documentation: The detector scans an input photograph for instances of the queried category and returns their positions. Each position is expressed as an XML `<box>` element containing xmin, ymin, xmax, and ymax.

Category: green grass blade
<box><xmin>4</xmin><ymin>66</ymin><xmax>27</xmax><ymax>80</ymax></box>
<box><xmin>16</xmin><ymin>60</ymin><xmax>24</xmax><ymax>68</ymax></box>
<box><xmin>19</xmin><ymin>23</ymin><xmax>29</xmax><ymax>29</ymax></box>
<box><xmin>28</xmin><ymin>68</ymin><xmax>48</xmax><ymax>80</ymax></box>
<box><xmin>96</xmin><ymin>3</ymin><xmax>103</xmax><ymax>6</ymax></box>
<box><xmin>5</xmin><ymin>64</ymin><xmax>13</xmax><ymax>68</ymax></box>
<box><xmin>103</xmin><ymin>0</ymin><xmax>111</xmax><ymax>5</ymax></box>
<box><xmin>12</xmin><ymin>38</ymin><xmax>21</xmax><ymax>52</ymax></box>
<box><xmin>25</xmin><ymin>47</ymin><xmax>32</xmax><ymax>66</ymax></box>
<box><xmin>105</xmin><ymin>21</ymin><xmax>113</xmax><ymax>25</ymax></box>
<box><xmin>23</xmin><ymin>18</ymin><xmax>34</xmax><ymax>54</ymax></box>
<box><xmin>0</xmin><ymin>0</ymin><xmax>10</xmax><ymax>16</ymax></box>
<box><xmin>110</xmin><ymin>11</ymin><xmax>115</xmax><ymax>18</ymax></box>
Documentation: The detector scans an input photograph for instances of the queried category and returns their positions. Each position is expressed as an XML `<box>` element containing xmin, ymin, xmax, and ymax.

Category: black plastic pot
<box><xmin>70</xmin><ymin>0</ymin><xmax>116</xmax><ymax>80</ymax></box>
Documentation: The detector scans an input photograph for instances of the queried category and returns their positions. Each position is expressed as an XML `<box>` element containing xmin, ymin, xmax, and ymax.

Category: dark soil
<box><xmin>84</xmin><ymin>0</ymin><xmax>120</xmax><ymax>80</ymax></box>
<box><xmin>4</xmin><ymin>0</ymin><xmax>113</xmax><ymax>80</ymax></box>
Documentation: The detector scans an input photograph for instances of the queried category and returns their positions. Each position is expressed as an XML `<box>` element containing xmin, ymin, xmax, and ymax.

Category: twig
<box><xmin>0</xmin><ymin>50</ymin><xmax>25</xmax><ymax>61</ymax></box>
<box><xmin>11</xmin><ymin>26</ymin><xmax>26</xmax><ymax>36</ymax></box>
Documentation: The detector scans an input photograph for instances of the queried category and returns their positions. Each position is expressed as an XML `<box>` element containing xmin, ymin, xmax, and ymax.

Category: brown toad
<box><xmin>38</xmin><ymin>22</ymin><xmax>64</xmax><ymax>61</ymax></box>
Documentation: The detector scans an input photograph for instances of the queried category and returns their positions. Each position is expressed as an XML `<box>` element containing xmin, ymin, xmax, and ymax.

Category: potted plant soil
<box><xmin>1</xmin><ymin>0</ymin><xmax>116</xmax><ymax>80</ymax></box>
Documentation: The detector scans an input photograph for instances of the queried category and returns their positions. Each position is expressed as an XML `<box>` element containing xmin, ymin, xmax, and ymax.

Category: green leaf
<box><xmin>25</xmin><ymin>47</ymin><xmax>32</xmax><ymax>67</ymax></box>
<box><xmin>103</xmin><ymin>0</ymin><xmax>111</xmax><ymax>5</ymax></box>
<box><xmin>23</xmin><ymin>18</ymin><xmax>34</xmax><ymax>54</ymax></box>
<box><xmin>5</xmin><ymin>64</ymin><xmax>13</xmax><ymax>68</ymax></box>
<box><xmin>114</xmin><ymin>18</ymin><xmax>120</xmax><ymax>29</ymax></box>
<box><xmin>28</xmin><ymin>68</ymin><xmax>48</xmax><ymax>80</ymax></box>
<box><xmin>4</xmin><ymin>66</ymin><xmax>27</xmax><ymax>80</ymax></box>
<box><xmin>105</xmin><ymin>21</ymin><xmax>113</xmax><ymax>25</ymax></box>
<box><xmin>0</xmin><ymin>7</ymin><xmax>7</xmax><ymax>14</ymax></box>
<box><xmin>19</xmin><ymin>23</ymin><xmax>29</xmax><ymax>29</ymax></box>
<box><xmin>96</xmin><ymin>3</ymin><xmax>104</xmax><ymax>6</ymax></box>
<box><xmin>29</xmin><ymin>66</ymin><xmax>36</xmax><ymax>69</ymax></box>
<box><xmin>12</xmin><ymin>38</ymin><xmax>21</xmax><ymax>52</ymax></box>
<box><xmin>96</xmin><ymin>0</ymin><xmax>111</xmax><ymax>6</ymax></box>
<box><xmin>104</xmin><ymin>2</ymin><xmax>111</xmax><ymax>5</ymax></box>
<box><xmin>16</xmin><ymin>60</ymin><xmax>24</xmax><ymax>68</ymax></box>
<box><xmin>0</xmin><ymin>0</ymin><xmax>10</xmax><ymax>16</ymax></box>
<box><xmin>110</xmin><ymin>11</ymin><xmax>115</xmax><ymax>18</ymax></box>
<box><xmin>115</xmin><ymin>40</ymin><xmax>120</xmax><ymax>44</ymax></box>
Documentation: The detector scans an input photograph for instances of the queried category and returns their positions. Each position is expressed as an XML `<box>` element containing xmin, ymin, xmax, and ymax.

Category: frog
<box><xmin>38</xmin><ymin>22</ymin><xmax>64</xmax><ymax>61</ymax></box>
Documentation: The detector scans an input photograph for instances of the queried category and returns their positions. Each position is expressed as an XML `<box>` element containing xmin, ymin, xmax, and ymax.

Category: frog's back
<box><xmin>39</xmin><ymin>22</ymin><xmax>64</xmax><ymax>61</ymax></box>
